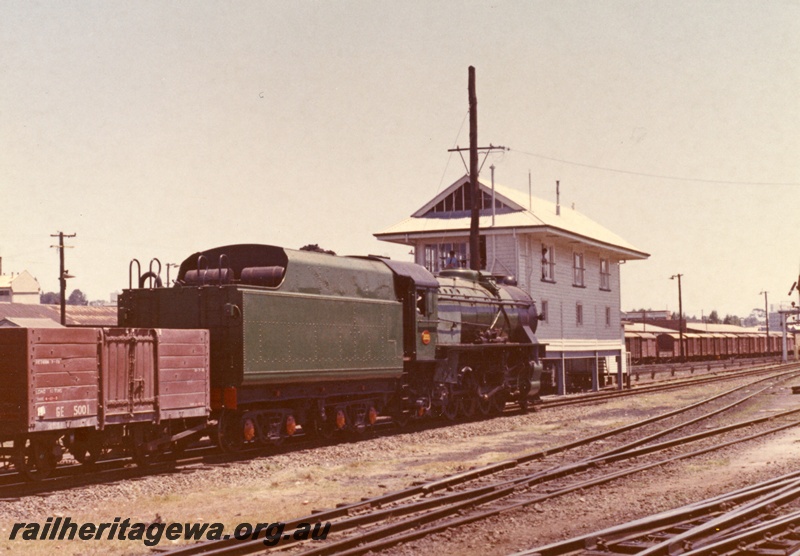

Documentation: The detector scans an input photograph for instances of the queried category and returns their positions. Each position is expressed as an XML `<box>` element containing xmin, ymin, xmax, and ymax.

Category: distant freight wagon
<box><xmin>625</xmin><ymin>328</ymin><xmax>790</xmax><ymax>364</ymax></box>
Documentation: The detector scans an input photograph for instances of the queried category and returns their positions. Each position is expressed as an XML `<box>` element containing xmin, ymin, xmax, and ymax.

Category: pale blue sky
<box><xmin>1</xmin><ymin>1</ymin><xmax>798</xmax><ymax>317</ymax></box>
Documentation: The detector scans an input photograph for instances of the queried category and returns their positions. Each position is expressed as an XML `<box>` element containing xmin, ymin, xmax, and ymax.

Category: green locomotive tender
<box><xmin>119</xmin><ymin>244</ymin><xmax>544</xmax><ymax>450</ymax></box>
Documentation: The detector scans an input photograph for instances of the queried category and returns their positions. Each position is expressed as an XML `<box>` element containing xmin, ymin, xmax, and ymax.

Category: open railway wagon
<box><xmin>119</xmin><ymin>244</ymin><xmax>545</xmax><ymax>451</ymax></box>
<box><xmin>0</xmin><ymin>327</ymin><xmax>209</xmax><ymax>480</ymax></box>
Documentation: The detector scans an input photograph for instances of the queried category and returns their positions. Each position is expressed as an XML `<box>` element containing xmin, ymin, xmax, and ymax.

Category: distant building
<box><xmin>0</xmin><ymin>270</ymin><xmax>41</xmax><ymax>304</ymax></box>
<box><xmin>375</xmin><ymin>175</ymin><xmax>649</xmax><ymax>393</ymax></box>
<box><xmin>624</xmin><ymin>310</ymin><xmax>671</xmax><ymax>321</ymax></box>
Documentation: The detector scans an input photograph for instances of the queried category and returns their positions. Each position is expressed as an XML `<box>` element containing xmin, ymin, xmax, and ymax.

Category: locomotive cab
<box><xmin>366</xmin><ymin>258</ymin><xmax>439</xmax><ymax>364</ymax></box>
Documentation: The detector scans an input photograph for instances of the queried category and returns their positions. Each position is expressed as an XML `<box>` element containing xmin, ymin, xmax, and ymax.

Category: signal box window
<box><xmin>600</xmin><ymin>258</ymin><xmax>611</xmax><ymax>291</ymax></box>
<box><xmin>576</xmin><ymin>302</ymin><xmax>583</xmax><ymax>326</ymax></box>
<box><xmin>541</xmin><ymin>245</ymin><xmax>555</xmax><ymax>282</ymax></box>
<box><xmin>573</xmin><ymin>252</ymin><xmax>585</xmax><ymax>287</ymax></box>
<box><xmin>423</xmin><ymin>240</ymin><xmax>485</xmax><ymax>274</ymax></box>
<box><xmin>541</xmin><ymin>300</ymin><xmax>549</xmax><ymax>324</ymax></box>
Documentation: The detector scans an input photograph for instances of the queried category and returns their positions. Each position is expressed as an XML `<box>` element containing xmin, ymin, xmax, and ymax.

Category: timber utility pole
<box><xmin>51</xmin><ymin>231</ymin><xmax>76</xmax><ymax>325</ymax></box>
<box><xmin>448</xmin><ymin>66</ymin><xmax>506</xmax><ymax>271</ymax></box>
<box><xmin>671</xmin><ymin>273</ymin><xmax>684</xmax><ymax>362</ymax></box>
<box><xmin>468</xmin><ymin>66</ymin><xmax>480</xmax><ymax>270</ymax></box>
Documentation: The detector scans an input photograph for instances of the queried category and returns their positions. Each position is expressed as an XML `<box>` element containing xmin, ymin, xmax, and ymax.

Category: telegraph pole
<box><xmin>51</xmin><ymin>232</ymin><xmax>76</xmax><ymax>325</ymax></box>
<box><xmin>468</xmin><ymin>66</ymin><xmax>480</xmax><ymax>271</ymax></box>
<box><xmin>760</xmin><ymin>290</ymin><xmax>769</xmax><ymax>349</ymax></box>
<box><xmin>447</xmin><ymin>66</ymin><xmax>506</xmax><ymax>271</ymax></box>
<box><xmin>671</xmin><ymin>274</ymin><xmax>684</xmax><ymax>361</ymax></box>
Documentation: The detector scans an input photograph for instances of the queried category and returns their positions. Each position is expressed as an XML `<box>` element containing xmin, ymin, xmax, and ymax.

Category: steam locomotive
<box><xmin>1</xmin><ymin>244</ymin><xmax>544</xmax><ymax>479</ymax></box>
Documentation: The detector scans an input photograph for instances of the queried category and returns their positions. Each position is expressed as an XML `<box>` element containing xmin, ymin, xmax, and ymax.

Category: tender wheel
<box><xmin>389</xmin><ymin>392</ymin><xmax>412</xmax><ymax>428</ymax></box>
<box><xmin>255</xmin><ymin>412</ymin><xmax>284</xmax><ymax>446</ymax></box>
<box><xmin>14</xmin><ymin>436</ymin><xmax>60</xmax><ymax>481</ymax></box>
<box><xmin>217</xmin><ymin>410</ymin><xmax>244</xmax><ymax>453</ymax></box>
<box><xmin>393</xmin><ymin>409</ymin><xmax>412</xmax><ymax>428</ymax></box>
<box><xmin>312</xmin><ymin>412</ymin><xmax>336</xmax><ymax>441</ymax></box>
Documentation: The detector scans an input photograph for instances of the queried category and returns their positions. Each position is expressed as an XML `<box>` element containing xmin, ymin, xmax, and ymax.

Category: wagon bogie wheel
<box><xmin>14</xmin><ymin>436</ymin><xmax>59</xmax><ymax>481</ymax></box>
<box><xmin>68</xmin><ymin>430</ymin><xmax>104</xmax><ymax>465</ymax></box>
<box><xmin>130</xmin><ymin>426</ymin><xmax>163</xmax><ymax>467</ymax></box>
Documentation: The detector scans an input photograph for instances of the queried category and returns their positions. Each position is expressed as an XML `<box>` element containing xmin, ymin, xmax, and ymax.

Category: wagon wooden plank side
<box><xmin>154</xmin><ymin>328</ymin><xmax>210</xmax><ymax>420</ymax></box>
<box><xmin>0</xmin><ymin>327</ymin><xmax>101</xmax><ymax>438</ymax></box>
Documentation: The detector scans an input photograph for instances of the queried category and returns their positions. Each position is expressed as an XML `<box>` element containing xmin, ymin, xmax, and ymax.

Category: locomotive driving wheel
<box><xmin>442</xmin><ymin>385</ymin><xmax>460</xmax><ymax>421</ymax></box>
<box><xmin>476</xmin><ymin>374</ymin><xmax>495</xmax><ymax>416</ymax></box>
<box><xmin>459</xmin><ymin>370</ymin><xmax>479</xmax><ymax>418</ymax></box>
<box><xmin>14</xmin><ymin>436</ymin><xmax>60</xmax><ymax>481</ymax></box>
<box><xmin>517</xmin><ymin>362</ymin><xmax>533</xmax><ymax>413</ymax></box>
<box><xmin>490</xmin><ymin>389</ymin><xmax>507</xmax><ymax>415</ymax></box>
<box><xmin>459</xmin><ymin>394</ymin><xmax>478</xmax><ymax>418</ymax></box>
<box><xmin>477</xmin><ymin>394</ymin><xmax>493</xmax><ymax>416</ymax></box>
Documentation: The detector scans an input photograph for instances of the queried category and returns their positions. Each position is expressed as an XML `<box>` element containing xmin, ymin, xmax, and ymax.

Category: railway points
<box><xmin>107</xmin><ymin>363</ymin><xmax>800</xmax><ymax>555</ymax></box>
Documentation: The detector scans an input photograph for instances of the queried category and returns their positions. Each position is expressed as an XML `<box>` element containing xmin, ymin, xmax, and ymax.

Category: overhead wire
<box><xmin>508</xmin><ymin>148</ymin><xmax>800</xmax><ymax>186</ymax></box>
<box><xmin>423</xmin><ymin>109</ymin><xmax>471</xmax><ymax>269</ymax></box>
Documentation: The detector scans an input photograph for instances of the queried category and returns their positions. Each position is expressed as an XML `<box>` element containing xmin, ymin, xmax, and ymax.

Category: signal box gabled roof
<box><xmin>375</xmin><ymin>175</ymin><xmax>649</xmax><ymax>260</ymax></box>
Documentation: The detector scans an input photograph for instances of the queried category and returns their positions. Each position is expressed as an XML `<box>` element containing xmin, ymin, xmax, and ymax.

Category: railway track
<box><xmin>517</xmin><ymin>471</ymin><xmax>800</xmax><ymax>556</ymax></box>
<box><xmin>0</xmin><ymin>361</ymin><xmax>795</xmax><ymax>498</ymax></box>
<box><xmin>153</xmin><ymin>362</ymin><xmax>800</xmax><ymax>555</ymax></box>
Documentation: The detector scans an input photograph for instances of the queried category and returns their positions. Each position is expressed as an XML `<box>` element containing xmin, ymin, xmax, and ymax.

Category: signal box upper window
<box><xmin>541</xmin><ymin>245</ymin><xmax>555</xmax><ymax>282</ymax></box>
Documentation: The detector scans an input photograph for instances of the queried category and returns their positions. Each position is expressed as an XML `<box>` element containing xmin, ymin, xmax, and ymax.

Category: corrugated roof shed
<box><xmin>684</xmin><ymin>323</ymin><xmax>761</xmax><ymax>334</ymax></box>
<box><xmin>0</xmin><ymin>317</ymin><xmax>64</xmax><ymax>328</ymax></box>
<box><xmin>0</xmin><ymin>303</ymin><xmax>116</xmax><ymax>326</ymax></box>
<box><xmin>624</xmin><ymin>322</ymin><xmax>678</xmax><ymax>334</ymax></box>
